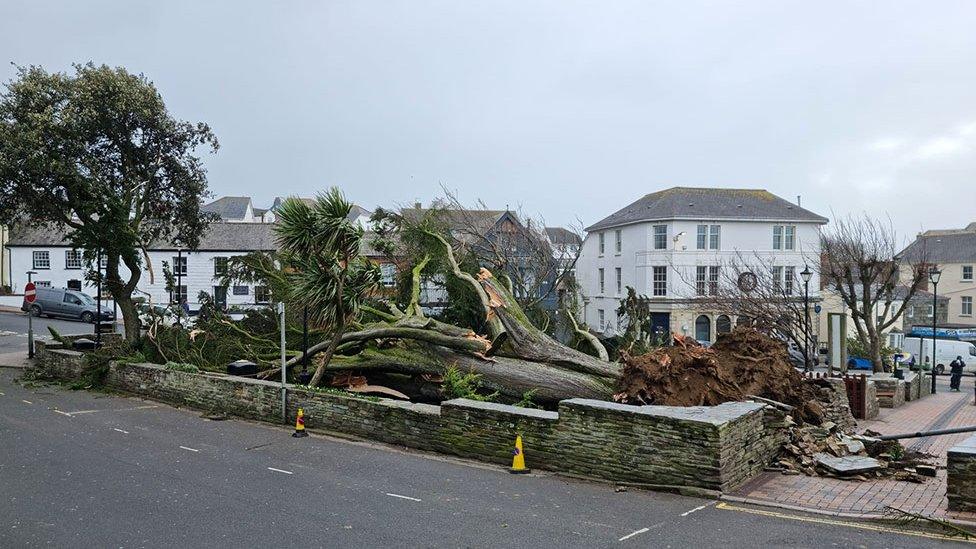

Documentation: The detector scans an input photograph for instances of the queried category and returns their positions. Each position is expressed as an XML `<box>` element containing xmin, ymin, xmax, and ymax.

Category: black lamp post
<box><xmin>801</xmin><ymin>266</ymin><xmax>812</xmax><ymax>372</ymax></box>
<box><xmin>930</xmin><ymin>266</ymin><xmax>941</xmax><ymax>394</ymax></box>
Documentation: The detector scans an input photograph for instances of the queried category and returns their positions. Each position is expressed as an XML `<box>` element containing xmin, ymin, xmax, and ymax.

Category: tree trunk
<box><xmin>115</xmin><ymin>293</ymin><xmax>141</xmax><ymax>342</ymax></box>
<box><xmin>870</xmin><ymin>335</ymin><xmax>884</xmax><ymax>373</ymax></box>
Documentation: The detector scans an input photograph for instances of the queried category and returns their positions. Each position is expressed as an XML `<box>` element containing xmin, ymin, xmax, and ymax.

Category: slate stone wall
<box><xmin>32</xmin><ymin>340</ymin><xmax>86</xmax><ymax>382</ymax></box>
<box><xmin>870</xmin><ymin>375</ymin><xmax>906</xmax><ymax>408</ymax></box>
<box><xmin>948</xmin><ymin>435</ymin><xmax>976</xmax><ymax>511</ymax></box>
<box><xmin>814</xmin><ymin>379</ymin><xmax>857</xmax><ymax>431</ymax></box>
<box><xmin>103</xmin><ymin>362</ymin><xmax>779</xmax><ymax>493</ymax></box>
<box><xmin>864</xmin><ymin>381</ymin><xmax>880</xmax><ymax>419</ymax></box>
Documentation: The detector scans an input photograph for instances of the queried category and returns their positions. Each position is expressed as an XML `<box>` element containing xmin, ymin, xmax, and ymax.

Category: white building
<box><xmin>578</xmin><ymin>187</ymin><xmax>827</xmax><ymax>343</ymax></box>
<box><xmin>7</xmin><ymin>222</ymin><xmax>277</xmax><ymax>311</ymax></box>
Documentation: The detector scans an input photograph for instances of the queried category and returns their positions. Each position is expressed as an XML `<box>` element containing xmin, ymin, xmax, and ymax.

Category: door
<box><xmin>214</xmin><ymin>286</ymin><xmax>227</xmax><ymax>311</ymax></box>
<box><xmin>650</xmin><ymin>313</ymin><xmax>670</xmax><ymax>346</ymax></box>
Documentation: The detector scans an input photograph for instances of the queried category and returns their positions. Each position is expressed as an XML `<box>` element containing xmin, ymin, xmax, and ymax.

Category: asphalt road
<box><xmin>0</xmin><ymin>310</ymin><xmax>118</xmax><ymax>353</ymax></box>
<box><xmin>0</xmin><ymin>369</ymin><xmax>970</xmax><ymax>548</ymax></box>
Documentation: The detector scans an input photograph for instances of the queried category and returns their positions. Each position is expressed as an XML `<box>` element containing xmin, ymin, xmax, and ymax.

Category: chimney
<box><xmin>414</xmin><ymin>201</ymin><xmax>422</xmax><ymax>209</ymax></box>
<box><xmin>797</xmin><ymin>195</ymin><xmax>802</xmax><ymax>207</ymax></box>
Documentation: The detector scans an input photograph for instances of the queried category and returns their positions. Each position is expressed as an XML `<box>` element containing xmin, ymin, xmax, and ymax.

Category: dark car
<box><xmin>22</xmin><ymin>287</ymin><xmax>114</xmax><ymax>323</ymax></box>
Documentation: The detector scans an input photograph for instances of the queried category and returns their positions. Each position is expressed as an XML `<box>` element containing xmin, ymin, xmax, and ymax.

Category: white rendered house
<box><xmin>577</xmin><ymin>187</ymin><xmax>827</xmax><ymax>343</ymax></box>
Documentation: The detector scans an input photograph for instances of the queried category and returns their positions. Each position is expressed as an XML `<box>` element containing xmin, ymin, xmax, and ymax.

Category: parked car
<box><xmin>21</xmin><ymin>287</ymin><xmax>115</xmax><ymax>323</ymax></box>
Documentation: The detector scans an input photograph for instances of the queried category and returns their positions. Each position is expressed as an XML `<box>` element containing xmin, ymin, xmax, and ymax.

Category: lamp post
<box><xmin>930</xmin><ymin>266</ymin><xmax>942</xmax><ymax>394</ymax></box>
<box><xmin>801</xmin><ymin>266</ymin><xmax>812</xmax><ymax>372</ymax></box>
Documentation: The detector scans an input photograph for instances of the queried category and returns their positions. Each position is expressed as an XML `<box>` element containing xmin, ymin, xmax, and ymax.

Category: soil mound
<box><xmin>614</xmin><ymin>328</ymin><xmax>823</xmax><ymax>423</ymax></box>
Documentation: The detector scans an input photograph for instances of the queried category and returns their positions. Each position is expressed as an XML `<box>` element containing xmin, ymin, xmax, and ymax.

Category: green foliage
<box><xmin>514</xmin><ymin>389</ymin><xmax>540</xmax><ymax>409</ymax></box>
<box><xmin>615</xmin><ymin>286</ymin><xmax>666</xmax><ymax>356</ymax></box>
<box><xmin>0</xmin><ymin>62</ymin><xmax>218</xmax><ymax>340</ymax></box>
<box><xmin>441</xmin><ymin>366</ymin><xmax>498</xmax><ymax>401</ymax></box>
<box><xmin>164</xmin><ymin>361</ymin><xmax>200</xmax><ymax>373</ymax></box>
<box><xmin>46</xmin><ymin>326</ymin><xmax>68</xmax><ymax>344</ymax></box>
<box><xmin>847</xmin><ymin>337</ymin><xmax>899</xmax><ymax>361</ymax></box>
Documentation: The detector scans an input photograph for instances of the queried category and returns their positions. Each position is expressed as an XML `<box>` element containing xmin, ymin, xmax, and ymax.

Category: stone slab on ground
<box><xmin>0</xmin><ymin>351</ymin><xmax>29</xmax><ymax>369</ymax></box>
<box><xmin>813</xmin><ymin>453</ymin><xmax>882</xmax><ymax>475</ymax></box>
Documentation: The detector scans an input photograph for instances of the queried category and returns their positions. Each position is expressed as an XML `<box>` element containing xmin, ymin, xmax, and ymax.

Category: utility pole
<box><xmin>279</xmin><ymin>301</ymin><xmax>287</xmax><ymax>424</ymax></box>
<box><xmin>26</xmin><ymin>271</ymin><xmax>35</xmax><ymax>359</ymax></box>
<box><xmin>96</xmin><ymin>249</ymin><xmax>102</xmax><ymax>347</ymax></box>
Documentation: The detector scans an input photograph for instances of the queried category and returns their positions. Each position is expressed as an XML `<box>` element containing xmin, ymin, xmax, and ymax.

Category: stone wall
<box><xmin>864</xmin><ymin>381</ymin><xmax>880</xmax><ymax>419</ymax></box>
<box><xmin>813</xmin><ymin>379</ymin><xmax>857</xmax><ymax>431</ymax></box>
<box><xmin>32</xmin><ymin>340</ymin><xmax>87</xmax><ymax>382</ymax></box>
<box><xmin>948</xmin><ymin>435</ymin><xmax>976</xmax><ymax>511</ymax></box>
<box><xmin>104</xmin><ymin>361</ymin><xmax>779</xmax><ymax>493</ymax></box>
<box><xmin>870</xmin><ymin>375</ymin><xmax>906</xmax><ymax>408</ymax></box>
<box><xmin>902</xmin><ymin>372</ymin><xmax>921</xmax><ymax>402</ymax></box>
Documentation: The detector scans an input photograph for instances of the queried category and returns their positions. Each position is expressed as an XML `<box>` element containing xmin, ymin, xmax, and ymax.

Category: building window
<box><xmin>254</xmin><ymin>286</ymin><xmax>270</xmax><ymax>304</ymax></box>
<box><xmin>598</xmin><ymin>232</ymin><xmax>605</xmax><ymax>255</ymax></box>
<box><xmin>784</xmin><ymin>266</ymin><xmax>795</xmax><ymax>296</ymax></box>
<box><xmin>615</xmin><ymin>267</ymin><xmax>622</xmax><ymax>294</ymax></box>
<box><xmin>928</xmin><ymin>304</ymin><xmax>934</xmax><ymax>315</ymax></box>
<box><xmin>709</xmin><ymin>225</ymin><xmax>721</xmax><ymax>250</ymax></box>
<box><xmin>232</xmin><ymin>285</ymin><xmax>249</xmax><ymax>296</ymax></box>
<box><xmin>964</xmin><ymin>296</ymin><xmax>973</xmax><ymax>316</ymax></box>
<box><xmin>695</xmin><ymin>315</ymin><xmax>711</xmax><ymax>343</ymax></box>
<box><xmin>697</xmin><ymin>225</ymin><xmax>707</xmax><ymax>250</ymax></box>
<box><xmin>614</xmin><ymin>230</ymin><xmax>622</xmax><ymax>254</ymax></box>
<box><xmin>380</xmin><ymin>263</ymin><xmax>398</xmax><ymax>287</ymax></box>
<box><xmin>214</xmin><ymin>257</ymin><xmax>228</xmax><ymax>277</ymax></box>
<box><xmin>32</xmin><ymin>251</ymin><xmax>50</xmax><ymax>270</ymax></box>
<box><xmin>35</xmin><ymin>280</ymin><xmax>51</xmax><ymax>287</ymax></box>
<box><xmin>65</xmin><ymin>250</ymin><xmax>83</xmax><ymax>270</ymax></box>
<box><xmin>598</xmin><ymin>268</ymin><xmax>605</xmax><ymax>294</ymax></box>
<box><xmin>696</xmin><ymin>266</ymin><xmax>707</xmax><ymax>296</ymax></box>
<box><xmin>773</xmin><ymin>225</ymin><xmax>796</xmax><ymax>250</ymax></box>
<box><xmin>964</xmin><ymin>266</ymin><xmax>974</xmax><ymax>281</ymax></box>
<box><xmin>716</xmin><ymin>315</ymin><xmax>732</xmax><ymax>335</ymax></box>
<box><xmin>772</xmin><ymin>266</ymin><xmax>784</xmax><ymax>292</ymax></box>
<box><xmin>598</xmin><ymin>309</ymin><xmax>605</xmax><ymax>330</ymax></box>
<box><xmin>172</xmin><ymin>285</ymin><xmax>188</xmax><ymax>303</ymax></box>
<box><xmin>173</xmin><ymin>256</ymin><xmax>188</xmax><ymax>276</ymax></box>
<box><xmin>908</xmin><ymin>305</ymin><xmax>915</xmax><ymax>317</ymax></box>
<box><xmin>653</xmin><ymin>225</ymin><xmax>667</xmax><ymax>250</ymax></box>
<box><xmin>652</xmin><ymin>266</ymin><xmax>667</xmax><ymax>296</ymax></box>
<box><xmin>708</xmin><ymin>266</ymin><xmax>720</xmax><ymax>296</ymax></box>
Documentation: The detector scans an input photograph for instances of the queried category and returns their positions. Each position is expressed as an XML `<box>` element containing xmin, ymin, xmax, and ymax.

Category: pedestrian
<box><xmin>950</xmin><ymin>355</ymin><xmax>965</xmax><ymax>391</ymax></box>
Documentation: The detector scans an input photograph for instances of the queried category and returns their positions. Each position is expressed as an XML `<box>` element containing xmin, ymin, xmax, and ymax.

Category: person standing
<box><xmin>950</xmin><ymin>355</ymin><xmax>965</xmax><ymax>391</ymax></box>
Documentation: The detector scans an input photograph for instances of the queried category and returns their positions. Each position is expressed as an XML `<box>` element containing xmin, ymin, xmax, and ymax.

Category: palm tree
<box><xmin>274</xmin><ymin>188</ymin><xmax>380</xmax><ymax>386</ymax></box>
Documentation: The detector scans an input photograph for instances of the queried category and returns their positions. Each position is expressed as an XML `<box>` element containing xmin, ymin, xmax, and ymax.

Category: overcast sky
<box><xmin>3</xmin><ymin>1</ymin><xmax>975</xmax><ymax>245</ymax></box>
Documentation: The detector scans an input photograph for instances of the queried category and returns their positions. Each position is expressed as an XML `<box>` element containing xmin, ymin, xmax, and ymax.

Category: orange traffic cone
<box><xmin>510</xmin><ymin>434</ymin><xmax>529</xmax><ymax>474</ymax></box>
<box><xmin>292</xmin><ymin>408</ymin><xmax>309</xmax><ymax>438</ymax></box>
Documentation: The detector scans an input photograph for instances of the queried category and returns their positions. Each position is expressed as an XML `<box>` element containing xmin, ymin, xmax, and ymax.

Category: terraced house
<box><xmin>578</xmin><ymin>187</ymin><xmax>827</xmax><ymax>343</ymax></box>
<box><xmin>899</xmin><ymin>223</ymin><xmax>976</xmax><ymax>329</ymax></box>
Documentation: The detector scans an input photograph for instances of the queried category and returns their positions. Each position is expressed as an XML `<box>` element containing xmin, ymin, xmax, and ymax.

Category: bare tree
<box><xmin>821</xmin><ymin>215</ymin><xmax>927</xmax><ymax>372</ymax></box>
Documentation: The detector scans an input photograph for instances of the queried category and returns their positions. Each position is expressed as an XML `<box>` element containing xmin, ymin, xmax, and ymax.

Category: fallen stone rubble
<box><xmin>769</xmin><ymin>420</ymin><xmax>937</xmax><ymax>482</ymax></box>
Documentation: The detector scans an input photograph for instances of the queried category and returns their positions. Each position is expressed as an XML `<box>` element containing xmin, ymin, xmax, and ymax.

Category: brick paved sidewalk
<box><xmin>730</xmin><ymin>376</ymin><xmax>976</xmax><ymax>522</ymax></box>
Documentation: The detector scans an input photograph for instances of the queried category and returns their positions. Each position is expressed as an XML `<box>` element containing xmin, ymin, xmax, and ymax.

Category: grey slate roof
<box><xmin>7</xmin><ymin>222</ymin><xmax>277</xmax><ymax>252</ymax></box>
<box><xmin>545</xmin><ymin>227</ymin><xmax>581</xmax><ymax>246</ymax></box>
<box><xmin>899</xmin><ymin>230</ymin><xmax>976</xmax><ymax>263</ymax></box>
<box><xmin>201</xmin><ymin>196</ymin><xmax>252</xmax><ymax>220</ymax></box>
<box><xmin>585</xmin><ymin>187</ymin><xmax>829</xmax><ymax>232</ymax></box>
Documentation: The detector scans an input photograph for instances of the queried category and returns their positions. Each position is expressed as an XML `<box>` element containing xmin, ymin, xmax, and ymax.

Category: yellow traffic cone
<box><xmin>510</xmin><ymin>434</ymin><xmax>530</xmax><ymax>474</ymax></box>
<box><xmin>292</xmin><ymin>408</ymin><xmax>309</xmax><ymax>438</ymax></box>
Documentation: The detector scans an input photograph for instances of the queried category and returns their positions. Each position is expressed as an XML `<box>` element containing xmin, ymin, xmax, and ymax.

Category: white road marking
<box><xmin>113</xmin><ymin>428</ymin><xmax>129</xmax><ymax>434</ymax></box>
<box><xmin>680</xmin><ymin>502</ymin><xmax>714</xmax><ymax>517</ymax></box>
<box><xmin>179</xmin><ymin>446</ymin><xmax>200</xmax><ymax>452</ymax></box>
<box><xmin>65</xmin><ymin>410</ymin><xmax>98</xmax><ymax>416</ymax></box>
<box><xmin>385</xmin><ymin>493</ymin><xmax>422</xmax><ymax>502</ymax></box>
<box><xmin>21</xmin><ymin>399</ymin><xmax>32</xmax><ymax>404</ymax></box>
<box><xmin>53</xmin><ymin>410</ymin><xmax>72</xmax><ymax>417</ymax></box>
<box><xmin>0</xmin><ymin>391</ymin><xmax>5</xmax><ymax>395</ymax></box>
<box><xmin>618</xmin><ymin>527</ymin><xmax>649</xmax><ymax>541</ymax></box>
<box><xmin>267</xmin><ymin>467</ymin><xmax>293</xmax><ymax>475</ymax></box>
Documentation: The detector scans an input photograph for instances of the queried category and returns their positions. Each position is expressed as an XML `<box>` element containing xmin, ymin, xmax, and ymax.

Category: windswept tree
<box><xmin>821</xmin><ymin>215</ymin><xmax>927</xmax><ymax>372</ymax></box>
<box><xmin>274</xmin><ymin>190</ymin><xmax>381</xmax><ymax>386</ymax></box>
<box><xmin>0</xmin><ymin>63</ymin><xmax>218</xmax><ymax>341</ymax></box>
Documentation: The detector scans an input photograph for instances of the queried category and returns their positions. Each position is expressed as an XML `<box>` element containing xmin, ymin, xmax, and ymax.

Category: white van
<box><xmin>902</xmin><ymin>337</ymin><xmax>976</xmax><ymax>374</ymax></box>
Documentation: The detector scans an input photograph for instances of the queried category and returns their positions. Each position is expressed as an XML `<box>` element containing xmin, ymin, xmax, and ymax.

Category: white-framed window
<box><xmin>964</xmin><ymin>266</ymin><xmax>973</xmax><ymax>281</ymax></box>
<box><xmin>614</xmin><ymin>230</ymin><xmax>622</xmax><ymax>254</ymax></box>
<box><xmin>773</xmin><ymin>225</ymin><xmax>796</xmax><ymax>250</ymax></box>
<box><xmin>35</xmin><ymin>280</ymin><xmax>52</xmax><ymax>287</ymax></box>
<box><xmin>173</xmin><ymin>285</ymin><xmax>188</xmax><ymax>303</ymax></box>
<box><xmin>615</xmin><ymin>267</ymin><xmax>622</xmax><ymax>294</ymax></box>
<box><xmin>32</xmin><ymin>251</ymin><xmax>50</xmax><ymax>270</ymax></box>
<box><xmin>173</xmin><ymin>256</ymin><xmax>188</xmax><ymax>276</ymax></box>
<box><xmin>784</xmin><ymin>266</ymin><xmax>795</xmax><ymax>296</ymax></box>
<box><xmin>380</xmin><ymin>263</ymin><xmax>398</xmax><ymax>287</ymax></box>
<box><xmin>233</xmin><ymin>285</ymin><xmax>249</xmax><ymax>296</ymax></box>
<box><xmin>214</xmin><ymin>257</ymin><xmax>228</xmax><ymax>277</ymax></box>
<box><xmin>65</xmin><ymin>250</ymin><xmax>83</xmax><ymax>270</ymax></box>
<box><xmin>598</xmin><ymin>268</ymin><xmax>605</xmax><ymax>294</ymax></box>
<box><xmin>598</xmin><ymin>309</ymin><xmax>605</xmax><ymax>330</ymax></box>
<box><xmin>772</xmin><ymin>266</ymin><xmax>784</xmax><ymax>292</ymax></box>
<box><xmin>709</xmin><ymin>225</ymin><xmax>721</xmax><ymax>250</ymax></box>
<box><xmin>963</xmin><ymin>296</ymin><xmax>973</xmax><ymax>316</ymax></box>
<box><xmin>653</xmin><ymin>225</ymin><xmax>667</xmax><ymax>250</ymax></box>
<box><xmin>652</xmin><ymin>266</ymin><xmax>667</xmax><ymax>296</ymax></box>
<box><xmin>696</xmin><ymin>265</ymin><xmax>707</xmax><ymax>296</ymax></box>
<box><xmin>709</xmin><ymin>265</ymin><xmax>720</xmax><ymax>296</ymax></box>
<box><xmin>908</xmin><ymin>305</ymin><xmax>915</xmax><ymax>317</ymax></box>
<box><xmin>598</xmin><ymin>232</ymin><xmax>605</xmax><ymax>255</ymax></box>
<box><xmin>696</xmin><ymin>225</ymin><xmax>707</xmax><ymax>250</ymax></box>
<box><xmin>254</xmin><ymin>286</ymin><xmax>270</xmax><ymax>304</ymax></box>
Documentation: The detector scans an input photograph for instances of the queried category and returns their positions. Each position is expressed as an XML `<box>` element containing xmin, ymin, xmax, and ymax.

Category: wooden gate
<box><xmin>843</xmin><ymin>374</ymin><xmax>867</xmax><ymax>419</ymax></box>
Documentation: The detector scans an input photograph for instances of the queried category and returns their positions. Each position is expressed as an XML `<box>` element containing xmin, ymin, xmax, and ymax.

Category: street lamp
<box><xmin>800</xmin><ymin>266</ymin><xmax>812</xmax><ymax>372</ymax></box>
<box><xmin>930</xmin><ymin>266</ymin><xmax>942</xmax><ymax>394</ymax></box>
